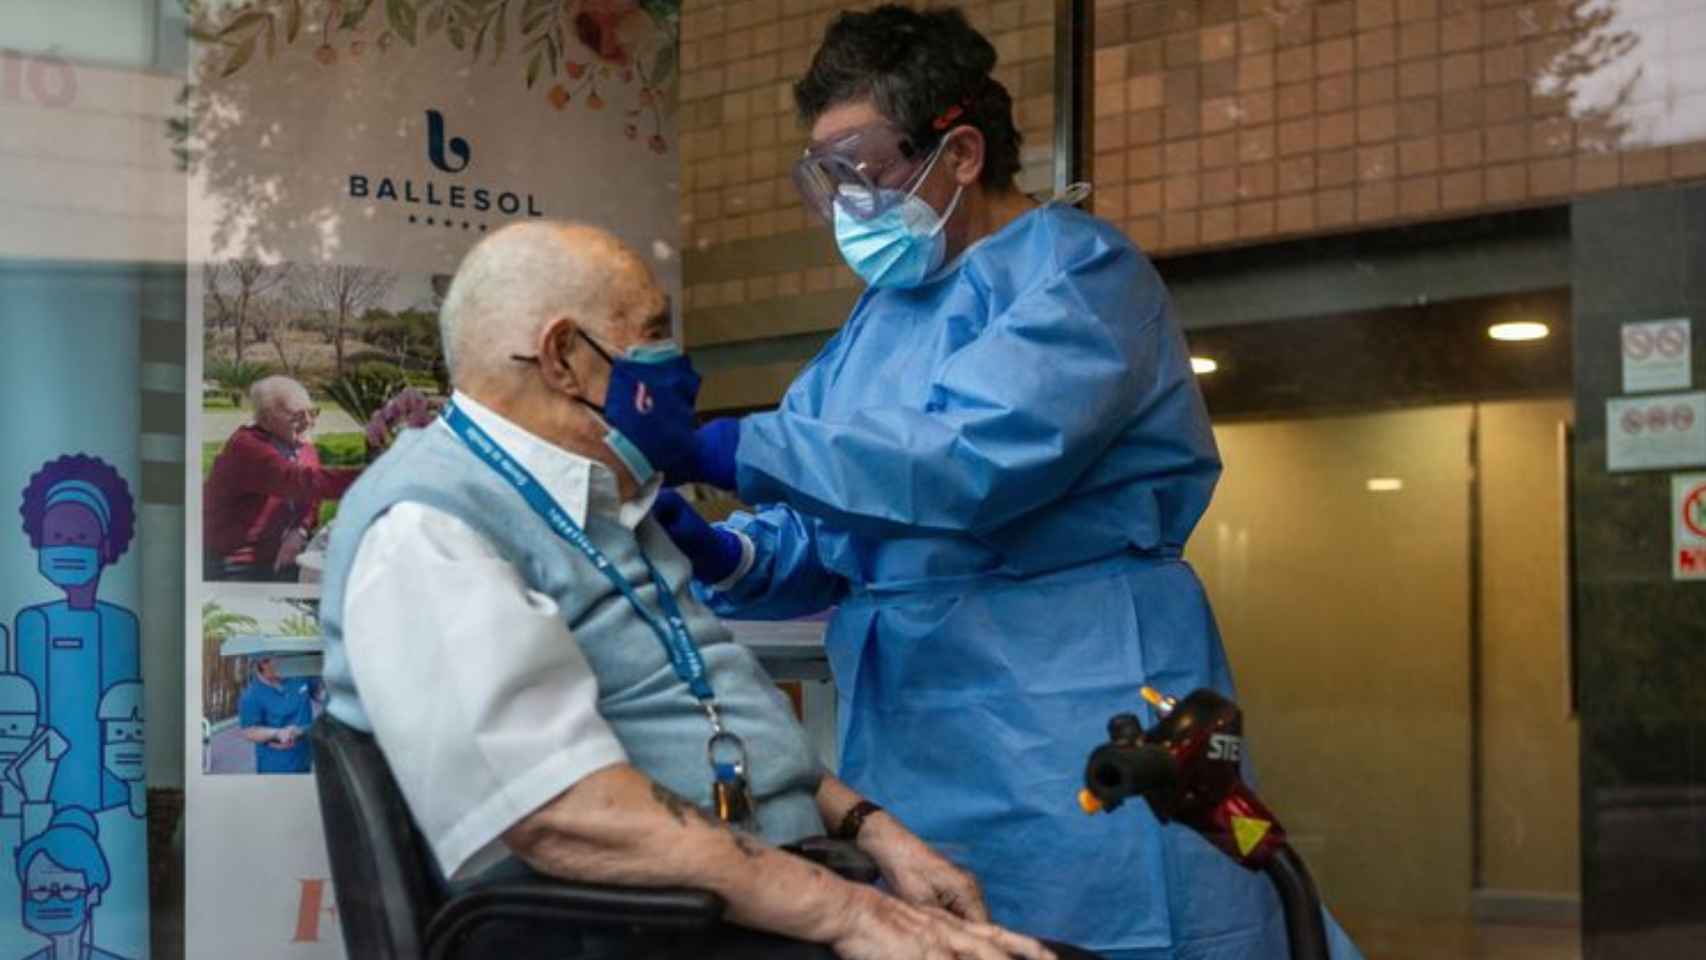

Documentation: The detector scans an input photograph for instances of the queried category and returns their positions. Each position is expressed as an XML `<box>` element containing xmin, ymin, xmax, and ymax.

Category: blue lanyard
<box><xmin>442</xmin><ymin>401</ymin><xmax>717</xmax><ymax>705</ymax></box>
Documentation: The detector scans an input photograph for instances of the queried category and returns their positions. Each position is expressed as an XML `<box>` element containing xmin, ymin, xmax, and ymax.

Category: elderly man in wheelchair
<box><xmin>313</xmin><ymin>222</ymin><xmax>1088</xmax><ymax>960</ymax></box>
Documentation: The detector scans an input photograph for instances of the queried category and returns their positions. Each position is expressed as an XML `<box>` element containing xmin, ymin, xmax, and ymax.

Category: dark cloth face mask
<box><xmin>512</xmin><ymin>330</ymin><xmax>703</xmax><ymax>484</ymax></box>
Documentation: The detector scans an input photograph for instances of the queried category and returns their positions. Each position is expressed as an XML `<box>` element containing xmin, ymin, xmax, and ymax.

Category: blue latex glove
<box><xmin>651</xmin><ymin>489</ymin><xmax>743</xmax><ymax>585</ymax></box>
<box><xmin>690</xmin><ymin>418</ymin><xmax>741</xmax><ymax>491</ymax></box>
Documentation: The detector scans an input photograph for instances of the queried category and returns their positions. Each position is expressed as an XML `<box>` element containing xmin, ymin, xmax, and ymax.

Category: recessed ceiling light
<box><xmin>1366</xmin><ymin>478</ymin><xmax>1404</xmax><ymax>492</ymax></box>
<box><xmin>1488</xmin><ymin>321</ymin><xmax>1549</xmax><ymax>342</ymax></box>
<box><xmin>1191</xmin><ymin>356</ymin><xmax>1219</xmax><ymax>375</ymax></box>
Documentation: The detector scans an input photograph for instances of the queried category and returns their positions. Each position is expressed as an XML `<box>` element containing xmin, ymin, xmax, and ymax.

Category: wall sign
<box><xmin>1675</xmin><ymin>473</ymin><xmax>1706</xmax><ymax>581</ymax></box>
<box><xmin>1621</xmin><ymin>318</ymin><xmax>1692</xmax><ymax>393</ymax></box>
<box><xmin>1606</xmin><ymin>392</ymin><xmax>1706</xmax><ymax>472</ymax></box>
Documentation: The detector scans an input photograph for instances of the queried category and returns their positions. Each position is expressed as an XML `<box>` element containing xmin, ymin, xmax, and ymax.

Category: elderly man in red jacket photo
<box><xmin>203</xmin><ymin>375</ymin><xmax>359</xmax><ymax>582</ymax></box>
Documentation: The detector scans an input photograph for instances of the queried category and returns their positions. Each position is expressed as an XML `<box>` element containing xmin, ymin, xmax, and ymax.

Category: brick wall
<box><xmin>1090</xmin><ymin>0</ymin><xmax>1706</xmax><ymax>254</ymax></box>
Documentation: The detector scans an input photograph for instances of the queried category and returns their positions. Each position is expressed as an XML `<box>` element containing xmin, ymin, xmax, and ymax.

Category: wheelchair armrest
<box><xmin>427</xmin><ymin>876</ymin><xmax>724</xmax><ymax>951</ymax></box>
<box><xmin>781</xmin><ymin>836</ymin><xmax>882</xmax><ymax>884</ymax></box>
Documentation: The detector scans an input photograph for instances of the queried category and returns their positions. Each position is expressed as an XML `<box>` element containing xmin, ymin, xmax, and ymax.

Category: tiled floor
<box><xmin>1345</xmin><ymin>920</ymin><xmax>1582</xmax><ymax>960</ymax></box>
<box><xmin>1354</xmin><ymin>922</ymin><xmax>1706</xmax><ymax>959</ymax></box>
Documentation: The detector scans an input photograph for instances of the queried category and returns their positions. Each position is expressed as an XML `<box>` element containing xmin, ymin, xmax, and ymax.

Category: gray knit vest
<box><xmin>319</xmin><ymin>422</ymin><xmax>823</xmax><ymax>843</ymax></box>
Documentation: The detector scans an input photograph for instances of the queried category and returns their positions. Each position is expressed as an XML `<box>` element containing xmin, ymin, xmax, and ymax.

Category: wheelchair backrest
<box><xmin>310</xmin><ymin>715</ymin><xmax>449</xmax><ymax>959</ymax></box>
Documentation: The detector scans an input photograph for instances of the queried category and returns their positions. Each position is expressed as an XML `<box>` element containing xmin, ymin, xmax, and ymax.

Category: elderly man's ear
<box><xmin>534</xmin><ymin>318</ymin><xmax>583</xmax><ymax>395</ymax></box>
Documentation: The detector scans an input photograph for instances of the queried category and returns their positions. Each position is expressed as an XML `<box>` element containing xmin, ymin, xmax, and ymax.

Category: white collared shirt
<box><xmin>342</xmin><ymin>392</ymin><xmax>659</xmax><ymax>880</ymax></box>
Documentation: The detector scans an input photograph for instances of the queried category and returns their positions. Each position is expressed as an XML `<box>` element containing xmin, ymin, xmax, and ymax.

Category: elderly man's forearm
<box><xmin>503</xmin><ymin>763</ymin><xmax>859</xmax><ymax>945</ymax></box>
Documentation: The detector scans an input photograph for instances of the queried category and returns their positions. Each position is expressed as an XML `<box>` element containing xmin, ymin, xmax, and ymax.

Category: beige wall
<box><xmin>1477</xmin><ymin>398</ymin><xmax>1579</xmax><ymax>895</ymax></box>
<box><xmin>0</xmin><ymin>50</ymin><xmax>184</xmax><ymax>263</ymax></box>
<box><xmin>1189</xmin><ymin>405</ymin><xmax>1477</xmax><ymax>920</ymax></box>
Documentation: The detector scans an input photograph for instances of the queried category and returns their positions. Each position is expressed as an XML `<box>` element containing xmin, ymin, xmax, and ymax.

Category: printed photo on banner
<box><xmin>199</xmin><ymin>593</ymin><xmax>327</xmax><ymax>777</ymax></box>
<box><xmin>3</xmin><ymin>456</ymin><xmax>147</xmax><ymax>960</ymax></box>
<box><xmin>199</xmin><ymin>264</ymin><xmax>452</xmax><ymax>584</ymax></box>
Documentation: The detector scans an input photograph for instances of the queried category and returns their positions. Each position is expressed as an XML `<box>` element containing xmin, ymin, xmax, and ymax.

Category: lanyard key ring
<box><xmin>708</xmin><ymin>729</ymin><xmax>757</xmax><ymax>829</ymax></box>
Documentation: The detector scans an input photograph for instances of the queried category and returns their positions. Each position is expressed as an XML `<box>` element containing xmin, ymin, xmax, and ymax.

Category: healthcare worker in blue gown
<box><xmin>13</xmin><ymin>456</ymin><xmax>141</xmax><ymax>815</ymax></box>
<box><xmin>632</xmin><ymin>8</ymin><xmax>1363</xmax><ymax>959</ymax></box>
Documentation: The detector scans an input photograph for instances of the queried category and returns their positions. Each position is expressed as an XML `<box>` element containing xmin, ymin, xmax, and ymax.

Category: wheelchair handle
<box><xmin>1078</xmin><ymin>687</ymin><xmax>1330</xmax><ymax>960</ymax></box>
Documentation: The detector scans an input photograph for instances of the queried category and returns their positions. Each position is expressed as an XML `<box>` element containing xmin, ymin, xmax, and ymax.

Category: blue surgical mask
<box><xmin>833</xmin><ymin>144</ymin><xmax>964</xmax><ymax>288</ymax></box>
<box><xmin>23</xmin><ymin>892</ymin><xmax>88</xmax><ymax>936</ymax></box>
<box><xmin>38</xmin><ymin>545</ymin><xmax>101</xmax><ymax>588</ymax></box>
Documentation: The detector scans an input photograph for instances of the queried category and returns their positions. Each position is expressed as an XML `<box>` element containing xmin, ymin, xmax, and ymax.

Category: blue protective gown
<box><xmin>703</xmin><ymin>204</ymin><xmax>1362</xmax><ymax>959</ymax></box>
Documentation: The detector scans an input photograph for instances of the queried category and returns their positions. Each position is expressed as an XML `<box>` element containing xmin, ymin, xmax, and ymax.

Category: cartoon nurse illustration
<box><xmin>93</xmin><ymin>687</ymin><xmax>142</xmax><ymax>819</ymax></box>
<box><xmin>0</xmin><ymin>675</ymin><xmax>40</xmax><ymax>819</ymax></box>
<box><xmin>13</xmin><ymin>807</ymin><xmax>129</xmax><ymax>960</ymax></box>
<box><xmin>0</xmin><ymin>672</ymin><xmax>68</xmax><ymax>843</ymax></box>
<box><xmin>12</xmin><ymin>457</ymin><xmax>141</xmax><ymax>815</ymax></box>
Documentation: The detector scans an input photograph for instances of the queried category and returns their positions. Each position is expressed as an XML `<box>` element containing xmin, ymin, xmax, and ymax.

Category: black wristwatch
<box><xmin>835</xmin><ymin>800</ymin><xmax>884</xmax><ymax>841</ymax></box>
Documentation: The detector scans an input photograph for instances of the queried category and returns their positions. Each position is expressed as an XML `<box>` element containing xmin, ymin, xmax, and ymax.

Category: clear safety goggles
<box><xmin>791</xmin><ymin>123</ymin><xmax>944</xmax><ymax>225</ymax></box>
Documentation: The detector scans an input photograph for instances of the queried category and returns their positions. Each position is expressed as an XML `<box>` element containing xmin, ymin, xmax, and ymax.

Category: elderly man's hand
<box><xmin>275</xmin><ymin>528</ymin><xmax>309</xmax><ymax>572</ymax></box>
<box><xmin>856</xmin><ymin>811</ymin><xmax>990</xmax><ymax>922</ymax></box>
<box><xmin>829</xmin><ymin>885</ymin><xmax>1053</xmax><ymax>960</ymax></box>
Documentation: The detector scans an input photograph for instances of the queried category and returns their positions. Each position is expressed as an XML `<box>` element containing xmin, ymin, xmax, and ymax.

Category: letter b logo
<box><xmin>425</xmin><ymin>110</ymin><xmax>471</xmax><ymax>173</ymax></box>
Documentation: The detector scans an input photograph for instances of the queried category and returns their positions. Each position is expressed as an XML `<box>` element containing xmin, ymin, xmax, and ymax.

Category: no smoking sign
<box><xmin>1607</xmin><ymin>393</ymin><xmax>1706</xmax><ymax>471</ymax></box>
<box><xmin>1623</xmin><ymin>318</ymin><xmax>1692</xmax><ymax>393</ymax></box>
<box><xmin>1674</xmin><ymin>474</ymin><xmax>1706</xmax><ymax>581</ymax></box>
<box><xmin>1620</xmin><ymin>402</ymin><xmax>1697</xmax><ymax>434</ymax></box>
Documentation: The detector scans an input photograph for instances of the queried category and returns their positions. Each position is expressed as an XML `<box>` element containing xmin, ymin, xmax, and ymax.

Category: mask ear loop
<box><xmin>573</xmin><ymin>327</ymin><xmax>618</xmax><ymax>366</ymax></box>
<box><xmin>901</xmin><ymin>130</ymin><xmax>957</xmax><ymax>203</ymax></box>
<box><xmin>932</xmin><ymin>184</ymin><xmax>966</xmax><ymax>237</ymax></box>
<box><xmin>908</xmin><ymin>128</ymin><xmax>969</xmax><ymax>241</ymax></box>
<box><xmin>510</xmin><ymin>325</ymin><xmax>618</xmax><ymax>413</ymax></box>
<box><xmin>1054</xmin><ymin>182</ymin><xmax>1093</xmax><ymax>206</ymax></box>
<box><xmin>568</xmin><ymin>328</ymin><xmax>618</xmax><ymax>415</ymax></box>
<box><xmin>914</xmin><ymin>98</ymin><xmax>975</xmax><ymax>201</ymax></box>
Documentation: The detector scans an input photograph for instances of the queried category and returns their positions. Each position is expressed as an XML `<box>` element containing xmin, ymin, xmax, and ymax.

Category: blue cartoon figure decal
<box><xmin>12</xmin><ymin>457</ymin><xmax>140</xmax><ymax>814</ymax></box>
<box><xmin>13</xmin><ymin>807</ymin><xmax>128</xmax><ymax>960</ymax></box>
<box><xmin>0</xmin><ymin>675</ymin><xmax>65</xmax><ymax>843</ymax></box>
<box><xmin>93</xmin><ymin>688</ymin><xmax>142</xmax><ymax>821</ymax></box>
<box><xmin>0</xmin><ymin>677</ymin><xmax>42</xmax><ymax>820</ymax></box>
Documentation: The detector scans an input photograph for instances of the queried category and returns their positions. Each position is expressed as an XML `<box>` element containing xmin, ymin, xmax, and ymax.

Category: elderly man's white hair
<box><xmin>439</xmin><ymin>221</ymin><xmax>636</xmax><ymax>387</ymax></box>
<box><xmin>249</xmin><ymin>375</ymin><xmax>309</xmax><ymax>413</ymax></box>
